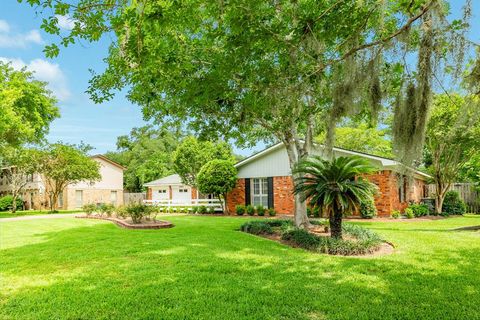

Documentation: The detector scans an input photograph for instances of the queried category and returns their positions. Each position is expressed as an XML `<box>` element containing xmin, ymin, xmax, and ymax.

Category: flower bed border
<box><xmin>75</xmin><ymin>215</ymin><xmax>174</xmax><ymax>229</ymax></box>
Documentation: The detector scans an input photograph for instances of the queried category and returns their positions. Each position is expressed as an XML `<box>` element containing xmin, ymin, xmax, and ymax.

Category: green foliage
<box><xmin>0</xmin><ymin>62</ymin><xmax>59</xmax><ymax>149</ymax></box>
<box><xmin>198</xmin><ymin>206</ymin><xmax>208</xmax><ymax>215</ymax></box>
<box><xmin>235</xmin><ymin>205</ymin><xmax>245</xmax><ymax>216</ymax></box>
<box><xmin>99</xmin><ymin>203</ymin><xmax>115</xmax><ymax>217</ymax></box>
<box><xmin>125</xmin><ymin>204</ymin><xmax>152</xmax><ymax>224</ymax></box>
<box><xmin>173</xmin><ymin>137</ymin><xmax>235</xmax><ymax>188</ymax></box>
<box><xmin>405</xmin><ymin>207</ymin><xmax>414</xmax><ymax>219</ymax></box>
<box><xmin>191</xmin><ymin>206</ymin><xmax>198</xmax><ymax>214</ymax></box>
<box><xmin>391</xmin><ymin>210</ymin><xmax>401</xmax><ymax>219</ymax></box>
<box><xmin>197</xmin><ymin>159</ymin><xmax>237</xmax><ymax>213</ymax></box>
<box><xmin>240</xmin><ymin>221</ymin><xmax>273</xmax><ymax>235</ymax></box>
<box><xmin>105</xmin><ymin>125</ymin><xmax>181</xmax><ymax>192</ymax></box>
<box><xmin>360</xmin><ymin>199</ymin><xmax>377</xmax><ymax>219</ymax></box>
<box><xmin>424</xmin><ymin>94</ymin><xmax>480</xmax><ymax>213</ymax></box>
<box><xmin>443</xmin><ymin>191</ymin><xmax>467</xmax><ymax>215</ymax></box>
<box><xmin>0</xmin><ymin>196</ymin><xmax>23</xmax><ymax>211</ymax></box>
<box><xmin>268</xmin><ymin>208</ymin><xmax>276</xmax><ymax>217</ymax></box>
<box><xmin>82</xmin><ymin>204</ymin><xmax>96</xmax><ymax>216</ymax></box>
<box><xmin>294</xmin><ymin>156</ymin><xmax>378</xmax><ymax>238</ymax></box>
<box><xmin>246</xmin><ymin>205</ymin><xmax>255</xmax><ymax>216</ymax></box>
<box><xmin>37</xmin><ymin>143</ymin><xmax>101</xmax><ymax>211</ymax></box>
<box><xmin>256</xmin><ymin>205</ymin><xmax>265</xmax><ymax>216</ymax></box>
<box><xmin>317</xmin><ymin>124</ymin><xmax>393</xmax><ymax>158</ymax></box>
<box><xmin>281</xmin><ymin>228</ymin><xmax>321</xmax><ymax>250</ymax></box>
<box><xmin>115</xmin><ymin>206</ymin><xmax>127</xmax><ymax>219</ymax></box>
<box><xmin>408</xmin><ymin>203</ymin><xmax>430</xmax><ymax>217</ymax></box>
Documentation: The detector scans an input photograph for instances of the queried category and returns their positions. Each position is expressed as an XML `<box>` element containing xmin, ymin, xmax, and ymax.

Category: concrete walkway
<box><xmin>0</xmin><ymin>213</ymin><xmax>78</xmax><ymax>222</ymax></box>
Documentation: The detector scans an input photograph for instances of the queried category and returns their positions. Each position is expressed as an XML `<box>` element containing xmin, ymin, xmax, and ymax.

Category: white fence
<box><xmin>143</xmin><ymin>198</ymin><xmax>224</xmax><ymax>212</ymax></box>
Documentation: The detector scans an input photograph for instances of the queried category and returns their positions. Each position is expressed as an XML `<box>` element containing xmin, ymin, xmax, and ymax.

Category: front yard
<box><xmin>1</xmin><ymin>215</ymin><xmax>479</xmax><ymax>319</ymax></box>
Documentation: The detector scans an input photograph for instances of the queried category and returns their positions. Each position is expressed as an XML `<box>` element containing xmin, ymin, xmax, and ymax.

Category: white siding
<box><xmin>237</xmin><ymin>144</ymin><xmax>385</xmax><ymax>178</ymax></box>
<box><xmin>68</xmin><ymin>157</ymin><xmax>124</xmax><ymax>190</ymax></box>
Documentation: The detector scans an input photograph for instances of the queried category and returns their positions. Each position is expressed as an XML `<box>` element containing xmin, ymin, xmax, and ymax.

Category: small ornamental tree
<box><xmin>197</xmin><ymin>160</ymin><xmax>237</xmax><ymax>214</ymax></box>
<box><xmin>38</xmin><ymin>143</ymin><xmax>101</xmax><ymax>212</ymax></box>
<box><xmin>173</xmin><ymin>137</ymin><xmax>235</xmax><ymax>189</ymax></box>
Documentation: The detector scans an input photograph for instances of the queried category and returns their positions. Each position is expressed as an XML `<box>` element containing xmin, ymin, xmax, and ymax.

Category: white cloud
<box><xmin>0</xmin><ymin>57</ymin><xmax>71</xmax><ymax>101</ymax></box>
<box><xmin>55</xmin><ymin>15</ymin><xmax>76</xmax><ymax>30</ymax></box>
<box><xmin>0</xmin><ymin>20</ymin><xmax>44</xmax><ymax>48</ymax></box>
<box><xmin>0</xmin><ymin>20</ymin><xmax>10</xmax><ymax>33</ymax></box>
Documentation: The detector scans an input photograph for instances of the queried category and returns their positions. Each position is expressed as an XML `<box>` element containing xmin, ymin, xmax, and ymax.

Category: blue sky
<box><xmin>1</xmin><ymin>1</ymin><xmax>479</xmax><ymax>156</ymax></box>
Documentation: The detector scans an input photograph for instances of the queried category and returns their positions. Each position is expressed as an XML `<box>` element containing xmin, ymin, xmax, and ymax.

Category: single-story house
<box><xmin>144</xmin><ymin>143</ymin><xmax>430</xmax><ymax>216</ymax></box>
<box><xmin>0</xmin><ymin>155</ymin><xmax>125</xmax><ymax>210</ymax></box>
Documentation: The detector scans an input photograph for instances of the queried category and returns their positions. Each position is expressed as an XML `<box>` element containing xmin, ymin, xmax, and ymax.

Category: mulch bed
<box><xmin>75</xmin><ymin>215</ymin><xmax>174</xmax><ymax>229</ymax></box>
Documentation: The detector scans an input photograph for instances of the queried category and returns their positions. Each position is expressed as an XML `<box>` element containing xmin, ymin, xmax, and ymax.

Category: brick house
<box><xmin>225</xmin><ymin>143</ymin><xmax>430</xmax><ymax>217</ymax></box>
<box><xmin>0</xmin><ymin>155</ymin><xmax>125</xmax><ymax>210</ymax></box>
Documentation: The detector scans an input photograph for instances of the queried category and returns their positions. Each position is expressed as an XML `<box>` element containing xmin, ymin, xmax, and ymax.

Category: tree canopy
<box><xmin>38</xmin><ymin>143</ymin><xmax>101</xmax><ymax>211</ymax></box>
<box><xmin>423</xmin><ymin>94</ymin><xmax>480</xmax><ymax>213</ymax></box>
<box><xmin>19</xmin><ymin>0</ymin><xmax>480</xmax><ymax>227</ymax></box>
<box><xmin>172</xmin><ymin>136</ymin><xmax>235</xmax><ymax>188</ymax></box>
<box><xmin>105</xmin><ymin>125</ymin><xmax>182</xmax><ymax>192</ymax></box>
<box><xmin>0</xmin><ymin>62</ymin><xmax>59</xmax><ymax>150</ymax></box>
<box><xmin>197</xmin><ymin>159</ymin><xmax>238</xmax><ymax>214</ymax></box>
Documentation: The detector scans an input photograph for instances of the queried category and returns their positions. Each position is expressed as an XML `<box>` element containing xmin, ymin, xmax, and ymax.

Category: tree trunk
<box><xmin>50</xmin><ymin>192</ymin><xmax>59</xmax><ymax>212</ymax></box>
<box><xmin>284</xmin><ymin>140</ymin><xmax>310</xmax><ymax>229</ymax></box>
<box><xmin>11</xmin><ymin>194</ymin><xmax>18</xmax><ymax>213</ymax></box>
<box><xmin>221</xmin><ymin>193</ymin><xmax>228</xmax><ymax>214</ymax></box>
<box><xmin>329</xmin><ymin>211</ymin><xmax>343</xmax><ymax>239</ymax></box>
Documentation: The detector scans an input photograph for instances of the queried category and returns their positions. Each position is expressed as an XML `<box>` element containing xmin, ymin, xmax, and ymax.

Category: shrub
<box><xmin>342</xmin><ymin>223</ymin><xmax>382</xmax><ymax>242</ymax></box>
<box><xmin>82</xmin><ymin>203</ymin><xmax>97</xmax><ymax>216</ymax></box>
<box><xmin>360</xmin><ymin>199</ymin><xmax>377</xmax><ymax>219</ymax></box>
<box><xmin>443</xmin><ymin>191</ymin><xmax>466</xmax><ymax>215</ymax></box>
<box><xmin>317</xmin><ymin>237</ymin><xmax>382</xmax><ymax>255</ymax></box>
<box><xmin>256</xmin><ymin>205</ymin><xmax>265</xmax><ymax>216</ymax></box>
<box><xmin>307</xmin><ymin>207</ymin><xmax>312</xmax><ymax>217</ymax></box>
<box><xmin>240</xmin><ymin>221</ymin><xmax>273</xmax><ymax>235</ymax></box>
<box><xmin>246</xmin><ymin>205</ymin><xmax>255</xmax><ymax>216</ymax></box>
<box><xmin>99</xmin><ymin>203</ymin><xmax>115</xmax><ymax>217</ymax></box>
<box><xmin>281</xmin><ymin>228</ymin><xmax>321</xmax><ymax>250</ymax></box>
<box><xmin>115</xmin><ymin>205</ymin><xmax>127</xmax><ymax>218</ymax></box>
<box><xmin>409</xmin><ymin>203</ymin><xmax>429</xmax><ymax>217</ymax></box>
<box><xmin>198</xmin><ymin>205</ymin><xmax>208</xmax><ymax>214</ymax></box>
<box><xmin>405</xmin><ymin>207</ymin><xmax>414</xmax><ymax>219</ymax></box>
<box><xmin>125</xmin><ymin>203</ymin><xmax>151</xmax><ymax>223</ymax></box>
<box><xmin>235</xmin><ymin>205</ymin><xmax>245</xmax><ymax>216</ymax></box>
<box><xmin>208</xmin><ymin>206</ymin><xmax>216</xmax><ymax>214</ymax></box>
<box><xmin>0</xmin><ymin>195</ymin><xmax>23</xmax><ymax>211</ymax></box>
<box><xmin>268</xmin><ymin>208</ymin><xmax>276</xmax><ymax>216</ymax></box>
<box><xmin>391</xmin><ymin>210</ymin><xmax>400</xmax><ymax>219</ymax></box>
<box><xmin>191</xmin><ymin>206</ymin><xmax>198</xmax><ymax>214</ymax></box>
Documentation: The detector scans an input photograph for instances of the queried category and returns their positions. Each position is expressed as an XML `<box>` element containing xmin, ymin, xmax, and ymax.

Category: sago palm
<box><xmin>293</xmin><ymin>156</ymin><xmax>378</xmax><ymax>239</ymax></box>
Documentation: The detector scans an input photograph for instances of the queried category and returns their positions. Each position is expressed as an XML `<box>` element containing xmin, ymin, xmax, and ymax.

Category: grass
<box><xmin>1</xmin><ymin>215</ymin><xmax>479</xmax><ymax>319</ymax></box>
<box><xmin>0</xmin><ymin>209</ymin><xmax>82</xmax><ymax>218</ymax></box>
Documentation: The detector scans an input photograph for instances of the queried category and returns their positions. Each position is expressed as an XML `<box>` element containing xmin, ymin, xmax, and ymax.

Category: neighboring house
<box><xmin>144</xmin><ymin>143</ymin><xmax>430</xmax><ymax>217</ymax></box>
<box><xmin>144</xmin><ymin>174</ymin><xmax>198</xmax><ymax>204</ymax></box>
<box><xmin>0</xmin><ymin>155</ymin><xmax>125</xmax><ymax>210</ymax></box>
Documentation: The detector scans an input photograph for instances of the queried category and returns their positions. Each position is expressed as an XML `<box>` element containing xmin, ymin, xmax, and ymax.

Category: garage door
<box><xmin>172</xmin><ymin>186</ymin><xmax>191</xmax><ymax>204</ymax></box>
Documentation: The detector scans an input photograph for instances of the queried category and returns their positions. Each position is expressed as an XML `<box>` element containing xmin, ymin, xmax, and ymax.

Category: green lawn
<box><xmin>1</xmin><ymin>216</ymin><xmax>479</xmax><ymax>319</ymax></box>
<box><xmin>0</xmin><ymin>209</ymin><xmax>82</xmax><ymax>218</ymax></box>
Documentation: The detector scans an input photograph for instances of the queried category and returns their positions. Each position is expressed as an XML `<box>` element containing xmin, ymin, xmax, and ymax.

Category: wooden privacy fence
<box><xmin>426</xmin><ymin>183</ymin><xmax>480</xmax><ymax>213</ymax></box>
<box><xmin>123</xmin><ymin>192</ymin><xmax>146</xmax><ymax>204</ymax></box>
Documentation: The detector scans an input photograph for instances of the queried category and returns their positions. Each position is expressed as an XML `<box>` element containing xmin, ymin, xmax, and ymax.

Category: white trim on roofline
<box><xmin>234</xmin><ymin>141</ymin><xmax>431</xmax><ymax>180</ymax></box>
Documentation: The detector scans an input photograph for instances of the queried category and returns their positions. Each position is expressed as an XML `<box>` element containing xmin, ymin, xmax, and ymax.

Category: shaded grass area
<box><xmin>1</xmin><ymin>216</ymin><xmax>479</xmax><ymax>319</ymax></box>
<box><xmin>0</xmin><ymin>209</ymin><xmax>82</xmax><ymax>218</ymax></box>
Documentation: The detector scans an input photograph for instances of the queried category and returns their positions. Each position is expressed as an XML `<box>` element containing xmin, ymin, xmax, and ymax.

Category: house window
<box><xmin>178</xmin><ymin>188</ymin><xmax>188</xmax><ymax>193</ymax></box>
<box><xmin>251</xmin><ymin>178</ymin><xmax>268</xmax><ymax>208</ymax></box>
<box><xmin>75</xmin><ymin>190</ymin><xmax>83</xmax><ymax>208</ymax></box>
<box><xmin>158</xmin><ymin>189</ymin><xmax>167</xmax><ymax>194</ymax></box>
<box><xmin>110</xmin><ymin>191</ymin><xmax>118</xmax><ymax>205</ymax></box>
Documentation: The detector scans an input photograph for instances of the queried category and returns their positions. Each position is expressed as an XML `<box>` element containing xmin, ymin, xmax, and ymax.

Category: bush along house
<box><xmin>225</xmin><ymin>142</ymin><xmax>430</xmax><ymax>217</ymax></box>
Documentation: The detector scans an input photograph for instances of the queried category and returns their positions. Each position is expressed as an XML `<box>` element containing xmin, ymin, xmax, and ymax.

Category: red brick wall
<box><xmin>226</xmin><ymin>172</ymin><xmax>426</xmax><ymax>217</ymax></box>
<box><xmin>191</xmin><ymin>187</ymin><xmax>198</xmax><ymax>200</ymax></box>
<box><xmin>226</xmin><ymin>178</ymin><xmax>246</xmax><ymax>213</ymax></box>
<box><xmin>146</xmin><ymin>188</ymin><xmax>152</xmax><ymax>200</ymax></box>
<box><xmin>273</xmin><ymin>176</ymin><xmax>295</xmax><ymax>214</ymax></box>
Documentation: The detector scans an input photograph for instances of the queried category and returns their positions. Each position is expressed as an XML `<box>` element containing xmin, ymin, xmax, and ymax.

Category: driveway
<box><xmin>0</xmin><ymin>213</ymin><xmax>78</xmax><ymax>222</ymax></box>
